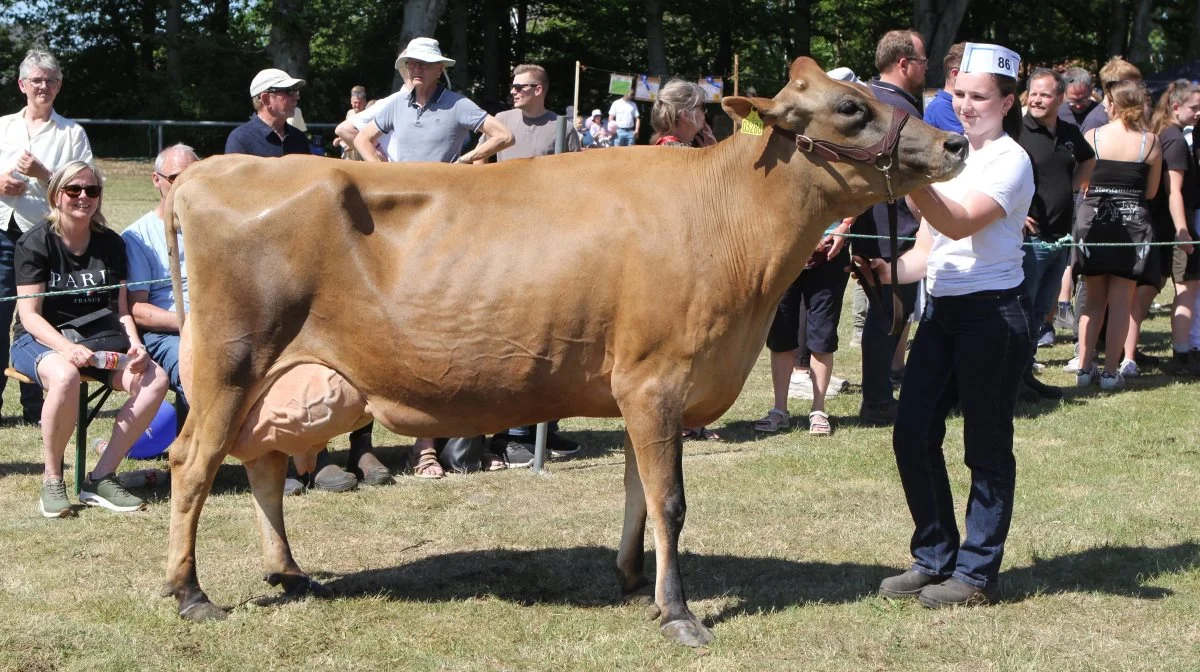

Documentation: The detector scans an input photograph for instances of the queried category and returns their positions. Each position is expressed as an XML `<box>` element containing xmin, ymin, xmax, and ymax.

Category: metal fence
<box><xmin>74</xmin><ymin>118</ymin><xmax>338</xmax><ymax>157</ymax></box>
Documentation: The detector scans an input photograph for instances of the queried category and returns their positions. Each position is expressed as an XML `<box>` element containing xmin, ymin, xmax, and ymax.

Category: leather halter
<box><xmin>774</xmin><ymin>108</ymin><xmax>911</xmax><ymax>336</ymax></box>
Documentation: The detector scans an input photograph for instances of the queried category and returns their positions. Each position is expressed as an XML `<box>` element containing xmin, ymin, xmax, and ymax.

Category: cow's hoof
<box><xmin>660</xmin><ymin>618</ymin><xmax>714</xmax><ymax>648</ymax></box>
<box><xmin>178</xmin><ymin>597</ymin><xmax>227</xmax><ymax>621</ymax></box>
<box><xmin>266</xmin><ymin>572</ymin><xmax>332</xmax><ymax>598</ymax></box>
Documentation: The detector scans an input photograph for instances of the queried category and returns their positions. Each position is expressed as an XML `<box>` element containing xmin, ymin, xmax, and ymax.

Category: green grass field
<box><xmin>0</xmin><ymin>160</ymin><xmax>1198</xmax><ymax>671</ymax></box>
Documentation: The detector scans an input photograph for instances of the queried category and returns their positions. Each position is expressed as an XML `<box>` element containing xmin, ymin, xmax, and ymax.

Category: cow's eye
<box><xmin>836</xmin><ymin>100</ymin><xmax>859</xmax><ymax>117</ymax></box>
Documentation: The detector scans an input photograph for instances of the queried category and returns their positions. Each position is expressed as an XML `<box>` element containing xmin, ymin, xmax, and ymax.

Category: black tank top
<box><xmin>1087</xmin><ymin>128</ymin><xmax>1152</xmax><ymax>197</ymax></box>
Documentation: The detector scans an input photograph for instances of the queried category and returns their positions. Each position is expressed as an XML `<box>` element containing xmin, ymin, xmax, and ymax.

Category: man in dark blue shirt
<box><xmin>851</xmin><ymin>29</ymin><xmax>926</xmax><ymax>425</ymax></box>
<box><xmin>923</xmin><ymin>42</ymin><xmax>964</xmax><ymax>133</ymax></box>
<box><xmin>1057</xmin><ymin>67</ymin><xmax>1107</xmax><ymax>135</ymax></box>
<box><xmin>225</xmin><ymin>68</ymin><xmax>311</xmax><ymax>156</ymax></box>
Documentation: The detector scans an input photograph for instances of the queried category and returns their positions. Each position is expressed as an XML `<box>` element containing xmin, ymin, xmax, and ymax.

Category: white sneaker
<box><xmin>1099</xmin><ymin>371</ymin><xmax>1125</xmax><ymax>391</ymax></box>
<box><xmin>788</xmin><ymin>373</ymin><xmax>814</xmax><ymax>400</ymax></box>
<box><xmin>828</xmin><ymin>375</ymin><xmax>849</xmax><ymax>395</ymax></box>
<box><xmin>1117</xmin><ymin>359</ymin><xmax>1138</xmax><ymax>378</ymax></box>
<box><xmin>1063</xmin><ymin>356</ymin><xmax>1082</xmax><ymax>373</ymax></box>
<box><xmin>1077</xmin><ymin>364</ymin><xmax>1099</xmax><ymax>387</ymax></box>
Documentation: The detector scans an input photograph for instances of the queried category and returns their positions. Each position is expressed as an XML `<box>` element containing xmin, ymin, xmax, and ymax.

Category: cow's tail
<box><xmin>164</xmin><ymin>181</ymin><xmax>186</xmax><ymax>330</ymax></box>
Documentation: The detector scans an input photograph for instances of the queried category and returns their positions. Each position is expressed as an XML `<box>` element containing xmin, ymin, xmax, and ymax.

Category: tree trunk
<box><xmin>267</xmin><ymin>0</ymin><xmax>310</xmax><ymax>78</ymax></box>
<box><xmin>645</xmin><ymin>0</ymin><xmax>669</xmax><ymax>77</ymax></box>
<box><xmin>139</xmin><ymin>0</ymin><xmax>158</xmax><ymax>72</ymax></box>
<box><xmin>913</xmin><ymin>0</ymin><xmax>972</xmax><ymax>88</ymax></box>
<box><xmin>166</xmin><ymin>0</ymin><xmax>183</xmax><ymax>88</ymax></box>
<box><xmin>715</xmin><ymin>1</ymin><xmax>732</xmax><ymax>82</ymax></box>
<box><xmin>391</xmin><ymin>0</ymin><xmax>451</xmax><ymax>92</ymax></box>
<box><xmin>1107</xmin><ymin>0</ymin><xmax>1129</xmax><ymax>58</ymax></box>
<box><xmin>208</xmin><ymin>0</ymin><xmax>230</xmax><ymax>34</ymax></box>
<box><xmin>792</xmin><ymin>0</ymin><xmax>812</xmax><ymax>58</ymax></box>
<box><xmin>1126</xmin><ymin>0</ymin><xmax>1153</xmax><ymax>67</ymax></box>
<box><xmin>1191</xmin><ymin>0</ymin><xmax>1200</xmax><ymax>60</ymax></box>
<box><xmin>515</xmin><ymin>0</ymin><xmax>528</xmax><ymax>66</ymax></box>
<box><xmin>481</xmin><ymin>0</ymin><xmax>502</xmax><ymax>108</ymax></box>
<box><xmin>450</xmin><ymin>0</ymin><xmax>469</xmax><ymax>91</ymax></box>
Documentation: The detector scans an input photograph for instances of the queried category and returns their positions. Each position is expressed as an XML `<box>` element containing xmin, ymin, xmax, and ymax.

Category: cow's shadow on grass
<box><xmin>320</xmin><ymin>546</ymin><xmax>895</xmax><ymax>619</ymax></box>
<box><xmin>1000</xmin><ymin>541</ymin><xmax>1200</xmax><ymax>602</ymax></box>
<box><xmin>306</xmin><ymin>542</ymin><xmax>1198</xmax><ymax>619</ymax></box>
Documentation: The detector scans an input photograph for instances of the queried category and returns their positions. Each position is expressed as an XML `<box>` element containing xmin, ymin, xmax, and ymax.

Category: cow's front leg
<box><xmin>164</xmin><ymin>422</ymin><xmax>229</xmax><ymax>621</ymax></box>
<box><xmin>617</xmin><ymin>430</ymin><xmax>653</xmax><ymax>609</ymax></box>
<box><xmin>623</xmin><ymin>404</ymin><xmax>713</xmax><ymax>647</ymax></box>
<box><xmin>245</xmin><ymin>449</ymin><xmax>328</xmax><ymax>598</ymax></box>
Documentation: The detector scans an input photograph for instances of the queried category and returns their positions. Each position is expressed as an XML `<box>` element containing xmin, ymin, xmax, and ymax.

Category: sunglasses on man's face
<box><xmin>61</xmin><ymin>184</ymin><xmax>102</xmax><ymax>199</ymax></box>
<box><xmin>510</xmin><ymin>83</ymin><xmax>538</xmax><ymax>92</ymax></box>
<box><xmin>267</xmin><ymin>87</ymin><xmax>300</xmax><ymax>96</ymax></box>
<box><xmin>156</xmin><ymin>171</ymin><xmax>182</xmax><ymax>184</ymax></box>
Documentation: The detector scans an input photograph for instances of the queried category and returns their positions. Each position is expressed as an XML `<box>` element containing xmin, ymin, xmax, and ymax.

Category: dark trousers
<box><xmin>0</xmin><ymin>217</ymin><xmax>43</xmax><ymax>415</ymax></box>
<box><xmin>891</xmin><ymin>288</ymin><xmax>1032</xmax><ymax>588</ymax></box>
<box><xmin>860</xmin><ymin>281</ymin><xmax>919</xmax><ymax>406</ymax></box>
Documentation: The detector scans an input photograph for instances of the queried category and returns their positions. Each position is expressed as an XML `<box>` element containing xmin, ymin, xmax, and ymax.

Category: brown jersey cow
<box><xmin>162</xmin><ymin>57</ymin><xmax>966</xmax><ymax>646</ymax></box>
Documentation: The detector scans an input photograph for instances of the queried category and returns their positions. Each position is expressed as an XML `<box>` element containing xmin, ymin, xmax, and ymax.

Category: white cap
<box><xmin>394</xmin><ymin>37</ymin><xmax>456</xmax><ymax>71</ymax></box>
<box><xmin>590</xmin><ymin>109</ymin><xmax>603</xmax><ymax>117</ymax></box>
<box><xmin>825</xmin><ymin>67</ymin><xmax>861</xmax><ymax>84</ymax></box>
<box><xmin>961</xmin><ymin>42</ymin><xmax>1021</xmax><ymax>79</ymax></box>
<box><xmin>250</xmin><ymin>68</ymin><xmax>306</xmax><ymax>97</ymax></box>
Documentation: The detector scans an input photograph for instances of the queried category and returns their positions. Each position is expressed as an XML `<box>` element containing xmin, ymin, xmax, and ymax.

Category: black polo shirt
<box><xmin>1017</xmin><ymin>114</ymin><xmax>1094</xmax><ymax>240</ymax></box>
<box><xmin>850</xmin><ymin>78</ymin><xmax>922</xmax><ymax>260</ymax></box>
<box><xmin>1151</xmin><ymin>124</ymin><xmax>1199</xmax><ymax>237</ymax></box>
<box><xmin>224</xmin><ymin>114</ymin><xmax>310</xmax><ymax>157</ymax></box>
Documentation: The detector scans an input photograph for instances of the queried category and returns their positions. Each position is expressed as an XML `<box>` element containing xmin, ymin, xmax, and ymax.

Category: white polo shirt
<box><xmin>608</xmin><ymin>98</ymin><xmax>639</xmax><ymax>130</ymax></box>
<box><xmin>926</xmin><ymin>134</ymin><xmax>1034</xmax><ymax>297</ymax></box>
<box><xmin>351</xmin><ymin>87</ymin><xmax>411</xmax><ymax>161</ymax></box>
<box><xmin>0</xmin><ymin>108</ymin><xmax>93</xmax><ymax>231</ymax></box>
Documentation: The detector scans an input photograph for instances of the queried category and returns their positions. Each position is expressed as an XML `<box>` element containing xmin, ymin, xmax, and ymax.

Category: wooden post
<box><xmin>733</xmin><ymin>54</ymin><xmax>739</xmax><ymax>97</ymax></box>
<box><xmin>573</xmin><ymin>61</ymin><xmax>581</xmax><ymax>130</ymax></box>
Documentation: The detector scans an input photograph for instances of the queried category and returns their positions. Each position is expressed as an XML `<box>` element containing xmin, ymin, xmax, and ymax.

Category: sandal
<box><xmin>410</xmin><ymin>445</ymin><xmax>445</xmax><ymax>479</ymax></box>
<box><xmin>482</xmin><ymin>452</ymin><xmax>507</xmax><ymax>472</ymax></box>
<box><xmin>754</xmin><ymin>409</ymin><xmax>789</xmax><ymax>433</ymax></box>
<box><xmin>681</xmin><ymin>426</ymin><xmax>722</xmax><ymax>442</ymax></box>
<box><xmin>808</xmin><ymin>410</ymin><xmax>831</xmax><ymax>436</ymax></box>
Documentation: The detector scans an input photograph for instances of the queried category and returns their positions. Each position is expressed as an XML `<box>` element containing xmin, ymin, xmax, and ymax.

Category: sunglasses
<box><xmin>156</xmin><ymin>171</ymin><xmax>182</xmax><ymax>184</ymax></box>
<box><xmin>61</xmin><ymin>184</ymin><xmax>102</xmax><ymax>198</ymax></box>
<box><xmin>267</xmin><ymin>87</ymin><xmax>300</xmax><ymax>96</ymax></box>
<box><xmin>510</xmin><ymin>83</ymin><xmax>538</xmax><ymax>92</ymax></box>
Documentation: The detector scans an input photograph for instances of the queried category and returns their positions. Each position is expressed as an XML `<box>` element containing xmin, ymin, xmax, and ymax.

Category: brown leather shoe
<box><xmin>309</xmin><ymin>464</ymin><xmax>359</xmax><ymax>492</ymax></box>
<box><xmin>879</xmin><ymin>569</ymin><xmax>948</xmax><ymax>598</ymax></box>
<box><xmin>917</xmin><ymin>577</ymin><xmax>995</xmax><ymax>608</ymax></box>
<box><xmin>350</xmin><ymin>449</ymin><xmax>394</xmax><ymax>486</ymax></box>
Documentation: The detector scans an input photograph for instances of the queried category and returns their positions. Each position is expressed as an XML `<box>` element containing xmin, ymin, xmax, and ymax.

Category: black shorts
<box><xmin>766</xmin><ymin>248</ymin><xmax>850</xmax><ymax>354</ymax></box>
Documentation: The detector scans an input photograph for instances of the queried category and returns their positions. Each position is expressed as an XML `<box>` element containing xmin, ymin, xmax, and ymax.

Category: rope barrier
<box><xmin>0</xmin><ymin>232</ymin><xmax>1190</xmax><ymax>303</ymax></box>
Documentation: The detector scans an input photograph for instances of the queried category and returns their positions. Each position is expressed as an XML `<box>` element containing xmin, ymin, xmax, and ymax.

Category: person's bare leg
<box><xmin>809</xmin><ymin>351</ymin><xmax>834</xmax><ymax>415</ymax></box>
<box><xmin>770</xmin><ymin>350</ymin><xmax>796</xmax><ymax>413</ymax></box>
<box><xmin>1104</xmin><ymin>277</ymin><xmax>1135</xmax><ymax>375</ymax></box>
<box><xmin>1125</xmin><ymin>284</ymin><xmax>1158</xmax><ymax>363</ymax></box>
<box><xmin>1078</xmin><ymin>275</ymin><xmax>1108</xmax><ymax>372</ymax></box>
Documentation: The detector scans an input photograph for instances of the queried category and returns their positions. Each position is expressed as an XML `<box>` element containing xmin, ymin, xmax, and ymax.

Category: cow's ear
<box><xmin>721</xmin><ymin>96</ymin><xmax>782</xmax><ymax>127</ymax></box>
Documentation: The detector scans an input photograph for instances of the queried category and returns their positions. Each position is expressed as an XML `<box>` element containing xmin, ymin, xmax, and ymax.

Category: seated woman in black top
<box><xmin>12</xmin><ymin>160</ymin><xmax>168</xmax><ymax>518</ymax></box>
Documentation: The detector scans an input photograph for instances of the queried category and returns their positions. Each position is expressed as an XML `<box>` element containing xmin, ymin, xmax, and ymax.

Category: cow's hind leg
<box><xmin>622</xmin><ymin>400</ymin><xmax>714</xmax><ymax>647</ymax></box>
<box><xmin>164</xmin><ymin>419</ymin><xmax>231</xmax><ymax>621</ymax></box>
<box><xmin>244</xmin><ymin>449</ymin><xmax>330</xmax><ymax>598</ymax></box>
<box><xmin>617</xmin><ymin>430</ymin><xmax>654</xmax><ymax>610</ymax></box>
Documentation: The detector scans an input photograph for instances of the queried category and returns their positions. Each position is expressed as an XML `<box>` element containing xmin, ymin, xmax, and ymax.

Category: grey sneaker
<box><xmin>39</xmin><ymin>477</ymin><xmax>75</xmax><ymax>518</ymax></box>
<box><xmin>80</xmin><ymin>473</ymin><xmax>146</xmax><ymax>512</ymax></box>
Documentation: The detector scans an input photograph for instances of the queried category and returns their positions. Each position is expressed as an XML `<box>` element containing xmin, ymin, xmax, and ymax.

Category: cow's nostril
<box><xmin>944</xmin><ymin>134</ymin><xmax>968</xmax><ymax>156</ymax></box>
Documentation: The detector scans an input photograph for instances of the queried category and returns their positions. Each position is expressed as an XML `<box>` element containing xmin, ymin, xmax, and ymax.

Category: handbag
<box><xmin>58</xmin><ymin>308</ymin><xmax>131</xmax><ymax>353</ymax></box>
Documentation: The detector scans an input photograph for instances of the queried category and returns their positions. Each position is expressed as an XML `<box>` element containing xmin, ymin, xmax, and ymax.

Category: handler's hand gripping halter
<box><xmin>775</xmin><ymin>108</ymin><xmax>911</xmax><ymax>336</ymax></box>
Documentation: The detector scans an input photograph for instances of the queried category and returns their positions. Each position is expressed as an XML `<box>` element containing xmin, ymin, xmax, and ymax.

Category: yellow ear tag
<box><xmin>741</xmin><ymin>109</ymin><xmax>764</xmax><ymax>136</ymax></box>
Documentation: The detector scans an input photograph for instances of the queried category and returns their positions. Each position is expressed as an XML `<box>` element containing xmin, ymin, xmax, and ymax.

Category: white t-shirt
<box><xmin>608</xmin><ymin>98</ymin><xmax>639</xmax><ymax>129</ymax></box>
<box><xmin>351</xmin><ymin>87</ymin><xmax>411</xmax><ymax>161</ymax></box>
<box><xmin>0</xmin><ymin>108</ymin><xmax>94</xmax><ymax>231</ymax></box>
<box><xmin>926</xmin><ymin>134</ymin><xmax>1034</xmax><ymax>297</ymax></box>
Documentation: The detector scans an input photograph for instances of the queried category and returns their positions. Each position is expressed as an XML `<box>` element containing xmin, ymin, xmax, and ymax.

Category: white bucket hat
<box><xmin>590</xmin><ymin>109</ymin><xmax>603</xmax><ymax>118</ymax></box>
<box><xmin>250</xmin><ymin>68</ymin><xmax>306</xmax><ymax>97</ymax></box>
<box><xmin>394</xmin><ymin>37</ymin><xmax>455</xmax><ymax>71</ymax></box>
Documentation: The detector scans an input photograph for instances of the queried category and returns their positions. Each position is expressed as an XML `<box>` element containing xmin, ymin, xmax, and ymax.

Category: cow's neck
<box><xmin>702</xmin><ymin>131</ymin><xmax>856</xmax><ymax>304</ymax></box>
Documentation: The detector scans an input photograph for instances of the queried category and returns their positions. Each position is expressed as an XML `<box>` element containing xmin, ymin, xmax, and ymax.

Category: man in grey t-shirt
<box><xmin>353</xmin><ymin>37</ymin><xmax>512</xmax><ymax>164</ymax></box>
<box><xmin>476</xmin><ymin>63</ymin><xmax>582</xmax><ymax>466</ymax></box>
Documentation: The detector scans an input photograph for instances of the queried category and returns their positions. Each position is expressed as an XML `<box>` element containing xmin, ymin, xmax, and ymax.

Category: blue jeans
<box><xmin>1020</xmin><ymin>237</ymin><xmax>1068</xmax><ymax>322</ymax></box>
<box><xmin>891</xmin><ymin>288</ymin><xmax>1032</xmax><ymax>587</ymax></box>
<box><xmin>0</xmin><ymin>220</ymin><xmax>44</xmax><ymax>415</ymax></box>
<box><xmin>143</xmin><ymin>331</ymin><xmax>183</xmax><ymax>398</ymax></box>
<box><xmin>861</xmin><ymin>281</ymin><xmax>918</xmax><ymax>406</ymax></box>
<box><xmin>614</xmin><ymin>128</ymin><xmax>636</xmax><ymax>146</ymax></box>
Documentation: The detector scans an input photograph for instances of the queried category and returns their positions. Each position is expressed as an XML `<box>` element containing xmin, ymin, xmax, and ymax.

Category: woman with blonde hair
<box><xmin>1072</xmin><ymin>80</ymin><xmax>1162</xmax><ymax>390</ymax></box>
<box><xmin>1144</xmin><ymin>80</ymin><xmax>1200</xmax><ymax>375</ymax></box>
<box><xmin>11</xmin><ymin>160</ymin><xmax>168</xmax><ymax>517</ymax></box>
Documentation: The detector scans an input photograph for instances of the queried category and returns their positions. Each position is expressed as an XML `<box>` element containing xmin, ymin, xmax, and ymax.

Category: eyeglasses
<box><xmin>156</xmin><ymin>171</ymin><xmax>182</xmax><ymax>184</ymax></box>
<box><xmin>267</xmin><ymin>87</ymin><xmax>300</xmax><ymax>96</ymax></box>
<box><xmin>510</xmin><ymin>83</ymin><xmax>538</xmax><ymax>92</ymax></box>
<box><xmin>61</xmin><ymin>184</ymin><xmax>102</xmax><ymax>198</ymax></box>
<box><xmin>24</xmin><ymin>77</ymin><xmax>60</xmax><ymax>86</ymax></box>
<box><xmin>907</xmin><ymin>58</ymin><xmax>928</xmax><ymax>65</ymax></box>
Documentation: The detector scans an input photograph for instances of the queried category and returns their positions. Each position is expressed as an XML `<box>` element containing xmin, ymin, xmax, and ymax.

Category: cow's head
<box><xmin>722</xmin><ymin>57</ymin><xmax>966</xmax><ymax>203</ymax></box>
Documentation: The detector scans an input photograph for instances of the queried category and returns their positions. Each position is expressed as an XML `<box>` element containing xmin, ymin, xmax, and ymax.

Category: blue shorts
<box><xmin>11</xmin><ymin>332</ymin><xmax>114</xmax><ymax>388</ymax></box>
